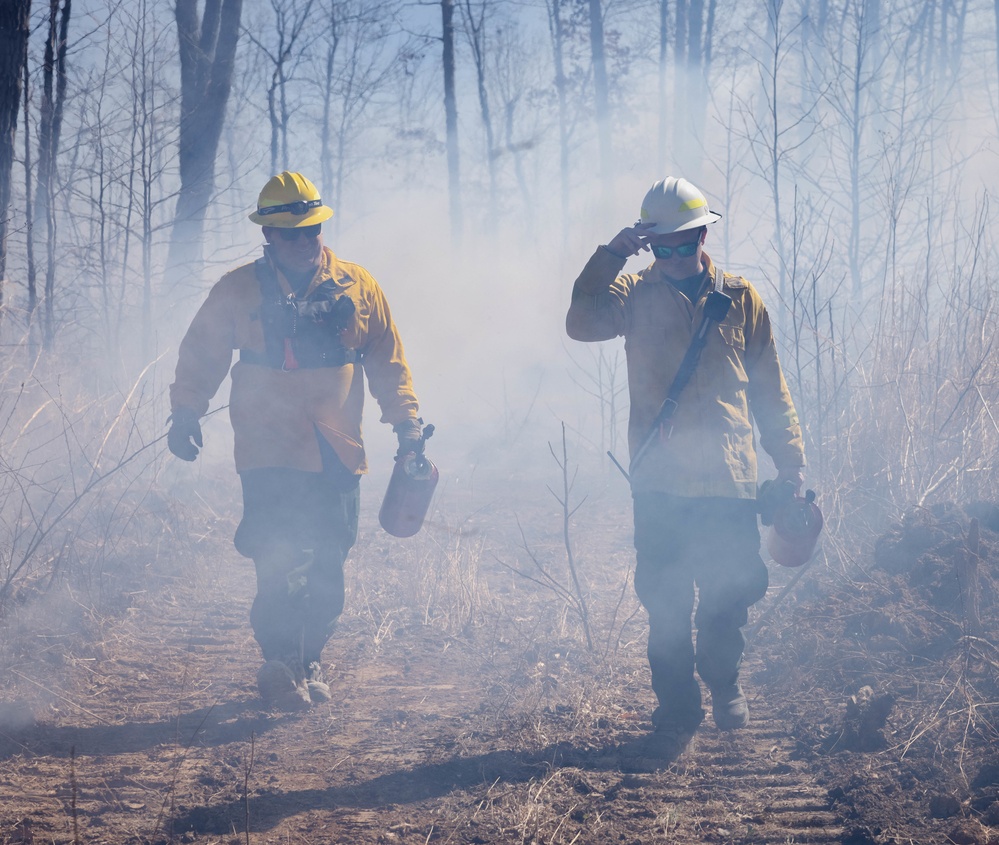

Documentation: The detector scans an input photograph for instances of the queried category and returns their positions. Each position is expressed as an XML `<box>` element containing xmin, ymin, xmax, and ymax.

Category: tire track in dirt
<box><xmin>681</xmin><ymin>713</ymin><xmax>845</xmax><ymax>843</ymax></box>
<box><xmin>1</xmin><ymin>546</ymin><xmax>854</xmax><ymax>845</ymax></box>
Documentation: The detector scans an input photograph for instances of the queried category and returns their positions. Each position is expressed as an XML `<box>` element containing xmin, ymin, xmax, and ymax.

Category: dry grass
<box><xmin>0</xmin><ymin>353</ymin><xmax>232</xmax><ymax>679</ymax></box>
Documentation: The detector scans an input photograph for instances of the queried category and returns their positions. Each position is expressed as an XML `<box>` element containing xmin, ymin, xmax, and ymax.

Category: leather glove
<box><xmin>393</xmin><ymin>418</ymin><xmax>424</xmax><ymax>459</ymax></box>
<box><xmin>758</xmin><ymin>471</ymin><xmax>801</xmax><ymax>526</ymax></box>
<box><xmin>167</xmin><ymin>408</ymin><xmax>203</xmax><ymax>462</ymax></box>
<box><xmin>775</xmin><ymin>466</ymin><xmax>804</xmax><ymax>494</ymax></box>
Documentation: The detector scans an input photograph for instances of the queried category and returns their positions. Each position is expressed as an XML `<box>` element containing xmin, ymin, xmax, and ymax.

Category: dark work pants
<box><xmin>633</xmin><ymin>493</ymin><xmax>768</xmax><ymax>731</ymax></box>
<box><xmin>234</xmin><ymin>439</ymin><xmax>360</xmax><ymax>669</ymax></box>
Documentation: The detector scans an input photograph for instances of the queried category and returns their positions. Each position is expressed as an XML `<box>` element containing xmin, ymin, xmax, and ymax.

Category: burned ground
<box><xmin>1</xmin><ymin>471</ymin><xmax>997</xmax><ymax>844</ymax></box>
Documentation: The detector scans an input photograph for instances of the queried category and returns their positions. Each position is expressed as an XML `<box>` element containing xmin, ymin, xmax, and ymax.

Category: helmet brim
<box><xmin>248</xmin><ymin>205</ymin><xmax>334</xmax><ymax>227</ymax></box>
<box><xmin>644</xmin><ymin>210</ymin><xmax>722</xmax><ymax>235</ymax></box>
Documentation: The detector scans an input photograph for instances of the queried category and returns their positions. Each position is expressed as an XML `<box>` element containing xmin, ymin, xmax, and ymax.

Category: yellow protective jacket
<box><xmin>566</xmin><ymin>247</ymin><xmax>804</xmax><ymax>498</ymax></box>
<box><xmin>170</xmin><ymin>246</ymin><xmax>418</xmax><ymax>474</ymax></box>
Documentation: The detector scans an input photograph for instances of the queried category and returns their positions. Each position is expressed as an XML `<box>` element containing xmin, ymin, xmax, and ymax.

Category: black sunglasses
<box><xmin>651</xmin><ymin>238</ymin><xmax>701</xmax><ymax>259</ymax></box>
<box><xmin>273</xmin><ymin>224</ymin><xmax>322</xmax><ymax>241</ymax></box>
<box><xmin>257</xmin><ymin>198</ymin><xmax>323</xmax><ymax>216</ymax></box>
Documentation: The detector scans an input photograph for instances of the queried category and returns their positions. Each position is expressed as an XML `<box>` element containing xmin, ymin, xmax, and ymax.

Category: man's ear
<box><xmin>261</xmin><ymin>226</ymin><xmax>274</xmax><ymax>243</ymax></box>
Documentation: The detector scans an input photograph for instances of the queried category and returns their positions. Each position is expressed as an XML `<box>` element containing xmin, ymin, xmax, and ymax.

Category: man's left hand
<box><xmin>775</xmin><ymin>467</ymin><xmax>804</xmax><ymax>495</ymax></box>
<box><xmin>167</xmin><ymin>408</ymin><xmax>203</xmax><ymax>462</ymax></box>
<box><xmin>758</xmin><ymin>468</ymin><xmax>803</xmax><ymax>525</ymax></box>
<box><xmin>393</xmin><ymin>418</ymin><xmax>424</xmax><ymax>459</ymax></box>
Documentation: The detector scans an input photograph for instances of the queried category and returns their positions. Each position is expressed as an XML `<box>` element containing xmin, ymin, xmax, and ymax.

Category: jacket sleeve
<box><xmin>358</xmin><ymin>278</ymin><xmax>420</xmax><ymax>427</ymax></box>
<box><xmin>744</xmin><ymin>292</ymin><xmax>806</xmax><ymax>470</ymax></box>
<box><xmin>169</xmin><ymin>277</ymin><xmax>238</xmax><ymax>416</ymax></box>
<box><xmin>565</xmin><ymin>247</ymin><xmax>631</xmax><ymax>341</ymax></box>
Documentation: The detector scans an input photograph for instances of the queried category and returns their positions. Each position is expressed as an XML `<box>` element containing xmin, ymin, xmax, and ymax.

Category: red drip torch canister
<box><xmin>379</xmin><ymin>424</ymin><xmax>439</xmax><ymax>538</ymax></box>
<box><xmin>767</xmin><ymin>489</ymin><xmax>824</xmax><ymax>568</ymax></box>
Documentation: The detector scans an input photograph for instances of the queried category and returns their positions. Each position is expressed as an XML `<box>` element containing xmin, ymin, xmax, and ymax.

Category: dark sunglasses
<box><xmin>650</xmin><ymin>238</ymin><xmax>701</xmax><ymax>259</ymax></box>
<box><xmin>274</xmin><ymin>224</ymin><xmax>322</xmax><ymax>241</ymax></box>
<box><xmin>257</xmin><ymin>198</ymin><xmax>323</xmax><ymax>216</ymax></box>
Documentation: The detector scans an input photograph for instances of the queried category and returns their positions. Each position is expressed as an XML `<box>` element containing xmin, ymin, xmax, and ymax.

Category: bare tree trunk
<box><xmin>247</xmin><ymin>0</ymin><xmax>315</xmax><ymax>175</ymax></box>
<box><xmin>545</xmin><ymin>0</ymin><xmax>570</xmax><ymax>243</ymax></box>
<box><xmin>442</xmin><ymin>0</ymin><xmax>462</xmax><ymax>245</ymax></box>
<box><xmin>316</xmin><ymin>0</ymin><xmax>399</xmax><ymax>241</ymax></box>
<box><xmin>165</xmin><ymin>0</ymin><xmax>243</xmax><ymax>294</ymax></box>
<box><xmin>658</xmin><ymin>0</ymin><xmax>669</xmax><ymax>172</ymax></box>
<box><xmin>0</xmin><ymin>0</ymin><xmax>31</xmax><ymax>331</ymax></box>
<box><xmin>460</xmin><ymin>0</ymin><xmax>497</xmax><ymax>233</ymax></box>
<box><xmin>320</xmin><ymin>0</ymin><xmax>342</xmax><ymax>229</ymax></box>
<box><xmin>33</xmin><ymin>0</ymin><xmax>71</xmax><ymax>351</ymax></box>
<box><xmin>673</xmin><ymin>0</ymin><xmax>687</xmax><ymax>167</ymax></box>
<box><xmin>504</xmin><ymin>97</ymin><xmax>532</xmax><ymax>236</ymax></box>
<box><xmin>674</xmin><ymin>0</ymin><xmax>710</xmax><ymax>177</ymax></box>
<box><xmin>588</xmin><ymin>0</ymin><xmax>612</xmax><ymax>201</ymax></box>
<box><xmin>848</xmin><ymin>32</ymin><xmax>863</xmax><ymax>296</ymax></box>
<box><xmin>22</xmin><ymin>55</ymin><xmax>38</xmax><ymax>355</ymax></box>
<box><xmin>757</xmin><ymin>0</ymin><xmax>788</xmax><ymax>313</ymax></box>
<box><xmin>687</xmin><ymin>0</ymin><xmax>703</xmax><ymax>82</ymax></box>
<box><xmin>129</xmin><ymin>0</ymin><xmax>157</xmax><ymax>359</ymax></box>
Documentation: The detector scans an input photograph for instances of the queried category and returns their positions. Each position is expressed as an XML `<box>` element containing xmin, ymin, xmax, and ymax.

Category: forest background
<box><xmin>0</xmin><ymin>0</ymin><xmax>997</xmax><ymax>651</ymax></box>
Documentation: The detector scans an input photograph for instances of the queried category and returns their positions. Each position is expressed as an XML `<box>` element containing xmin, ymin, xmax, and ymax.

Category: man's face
<box><xmin>263</xmin><ymin>224</ymin><xmax>324</xmax><ymax>275</ymax></box>
<box><xmin>646</xmin><ymin>228</ymin><xmax>705</xmax><ymax>278</ymax></box>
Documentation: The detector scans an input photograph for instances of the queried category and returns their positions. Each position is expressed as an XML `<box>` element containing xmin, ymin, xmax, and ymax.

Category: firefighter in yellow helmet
<box><xmin>168</xmin><ymin>172</ymin><xmax>424</xmax><ymax>710</ymax></box>
<box><xmin>566</xmin><ymin>177</ymin><xmax>805</xmax><ymax>761</ymax></box>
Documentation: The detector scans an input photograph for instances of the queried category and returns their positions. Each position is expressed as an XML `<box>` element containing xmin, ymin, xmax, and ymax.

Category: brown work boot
<box><xmin>711</xmin><ymin>684</ymin><xmax>749</xmax><ymax>730</ymax></box>
<box><xmin>256</xmin><ymin>660</ymin><xmax>311</xmax><ymax>711</ymax></box>
<box><xmin>618</xmin><ymin>720</ymin><xmax>699</xmax><ymax>772</ymax></box>
<box><xmin>305</xmin><ymin>661</ymin><xmax>332</xmax><ymax>703</ymax></box>
<box><xmin>648</xmin><ymin>720</ymin><xmax>698</xmax><ymax>759</ymax></box>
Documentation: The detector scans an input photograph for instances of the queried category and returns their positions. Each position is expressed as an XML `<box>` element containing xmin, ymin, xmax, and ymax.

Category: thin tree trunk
<box><xmin>22</xmin><ymin>53</ymin><xmax>38</xmax><ymax>355</ymax></box>
<box><xmin>165</xmin><ymin>0</ymin><xmax>243</xmax><ymax>294</ymax></box>
<box><xmin>442</xmin><ymin>0</ymin><xmax>462</xmax><ymax>245</ymax></box>
<box><xmin>462</xmin><ymin>0</ymin><xmax>497</xmax><ymax>232</ymax></box>
<box><xmin>546</xmin><ymin>0</ymin><xmax>570</xmax><ymax>243</ymax></box>
<box><xmin>0</xmin><ymin>0</ymin><xmax>31</xmax><ymax>331</ymax></box>
<box><xmin>129</xmin><ymin>0</ymin><xmax>155</xmax><ymax>358</ymax></box>
<box><xmin>255</xmin><ymin>0</ymin><xmax>314</xmax><ymax>176</ymax></box>
<box><xmin>321</xmin><ymin>0</ymin><xmax>341</xmax><ymax>234</ymax></box>
<box><xmin>504</xmin><ymin>97</ymin><xmax>531</xmax><ymax>236</ymax></box>
<box><xmin>588</xmin><ymin>0</ymin><xmax>612</xmax><ymax>201</ymax></box>
<box><xmin>34</xmin><ymin>0</ymin><xmax>71</xmax><ymax>350</ymax></box>
<box><xmin>679</xmin><ymin>0</ymin><xmax>708</xmax><ymax>177</ymax></box>
<box><xmin>673</xmin><ymin>0</ymin><xmax>687</xmax><ymax>169</ymax></box>
<box><xmin>658</xmin><ymin>0</ymin><xmax>669</xmax><ymax>172</ymax></box>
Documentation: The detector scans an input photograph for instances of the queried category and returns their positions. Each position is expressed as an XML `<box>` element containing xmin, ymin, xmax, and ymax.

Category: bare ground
<box><xmin>1</xmin><ymin>474</ymin><xmax>998</xmax><ymax>844</ymax></box>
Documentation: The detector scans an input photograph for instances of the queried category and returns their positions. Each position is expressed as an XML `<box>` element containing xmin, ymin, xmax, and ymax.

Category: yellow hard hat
<box><xmin>248</xmin><ymin>171</ymin><xmax>334</xmax><ymax>227</ymax></box>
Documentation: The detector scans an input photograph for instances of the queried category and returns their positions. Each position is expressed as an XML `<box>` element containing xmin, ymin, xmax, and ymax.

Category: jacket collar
<box><xmin>263</xmin><ymin>245</ymin><xmax>355</xmax><ymax>298</ymax></box>
<box><xmin>644</xmin><ymin>251</ymin><xmax>747</xmax><ymax>292</ymax></box>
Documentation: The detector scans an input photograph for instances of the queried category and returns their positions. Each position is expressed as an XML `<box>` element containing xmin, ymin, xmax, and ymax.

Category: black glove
<box><xmin>757</xmin><ymin>477</ymin><xmax>797</xmax><ymax>526</ymax></box>
<box><xmin>393</xmin><ymin>418</ymin><xmax>424</xmax><ymax>459</ymax></box>
<box><xmin>167</xmin><ymin>408</ymin><xmax>203</xmax><ymax>462</ymax></box>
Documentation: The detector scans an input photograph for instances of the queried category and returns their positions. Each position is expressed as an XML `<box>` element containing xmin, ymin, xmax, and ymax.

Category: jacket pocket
<box><xmin>719</xmin><ymin>325</ymin><xmax>745</xmax><ymax>350</ymax></box>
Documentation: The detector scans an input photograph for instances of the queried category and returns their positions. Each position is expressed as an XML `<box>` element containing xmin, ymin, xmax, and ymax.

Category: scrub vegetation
<box><xmin>1</xmin><ymin>0</ymin><xmax>998</xmax><ymax>842</ymax></box>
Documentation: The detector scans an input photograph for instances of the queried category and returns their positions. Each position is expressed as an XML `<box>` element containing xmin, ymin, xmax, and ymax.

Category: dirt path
<box><xmin>7</xmin><ymin>482</ymin><xmax>999</xmax><ymax>845</ymax></box>
<box><xmin>0</xmin><ymin>498</ymin><xmax>852</xmax><ymax>845</ymax></box>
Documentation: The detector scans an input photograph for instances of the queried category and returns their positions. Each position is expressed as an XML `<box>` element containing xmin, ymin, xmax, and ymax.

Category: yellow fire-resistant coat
<box><xmin>170</xmin><ymin>246</ymin><xmax>418</xmax><ymax>474</ymax></box>
<box><xmin>566</xmin><ymin>247</ymin><xmax>804</xmax><ymax>498</ymax></box>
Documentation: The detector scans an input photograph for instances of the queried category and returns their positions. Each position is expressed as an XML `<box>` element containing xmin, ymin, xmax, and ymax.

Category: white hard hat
<box><xmin>640</xmin><ymin>177</ymin><xmax>722</xmax><ymax>234</ymax></box>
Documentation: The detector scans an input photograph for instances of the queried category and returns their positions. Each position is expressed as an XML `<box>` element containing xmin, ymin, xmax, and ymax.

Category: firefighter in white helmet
<box><xmin>168</xmin><ymin>172</ymin><xmax>424</xmax><ymax>710</ymax></box>
<box><xmin>566</xmin><ymin>177</ymin><xmax>805</xmax><ymax>760</ymax></box>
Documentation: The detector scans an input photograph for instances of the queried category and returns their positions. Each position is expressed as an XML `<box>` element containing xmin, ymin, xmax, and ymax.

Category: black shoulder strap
<box><xmin>629</xmin><ymin>282</ymin><xmax>733</xmax><ymax>476</ymax></box>
<box><xmin>254</xmin><ymin>257</ymin><xmax>283</xmax><ymax>300</ymax></box>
